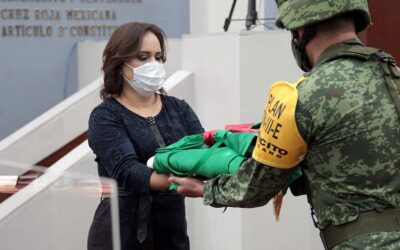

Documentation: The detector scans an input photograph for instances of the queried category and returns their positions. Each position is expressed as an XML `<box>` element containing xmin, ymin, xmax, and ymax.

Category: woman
<box><xmin>87</xmin><ymin>22</ymin><xmax>204</xmax><ymax>250</ymax></box>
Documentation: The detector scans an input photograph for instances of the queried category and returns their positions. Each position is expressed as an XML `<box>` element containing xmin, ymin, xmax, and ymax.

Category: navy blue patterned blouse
<box><xmin>87</xmin><ymin>95</ymin><xmax>204</xmax><ymax>250</ymax></box>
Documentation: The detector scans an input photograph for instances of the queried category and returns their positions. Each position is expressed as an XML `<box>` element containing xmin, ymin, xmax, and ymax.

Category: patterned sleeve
<box><xmin>179</xmin><ymin>99</ymin><xmax>204</xmax><ymax>135</ymax></box>
<box><xmin>294</xmin><ymin>88</ymin><xmax>317</xmax><ymax>144</ymax></box>
<box><xmin>202</xmin><ymin>81</ymin><xmax>313</xmax><ymax>208</ymax></box>
<box><xmin>203</xmin><ymin>158</ymin><xmax>295</xmax><ymax>208</ymax></box>
<box><xmin>88</xmin><ymin>107</ymin><xmax>152</xmax><ymax>193</ymax></box>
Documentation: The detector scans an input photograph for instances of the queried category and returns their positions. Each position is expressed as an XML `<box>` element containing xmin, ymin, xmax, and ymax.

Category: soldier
<box><xmin>169</xmin><ymin>0</ymin><xmax>400</xmax><ymax>249</ymax></box>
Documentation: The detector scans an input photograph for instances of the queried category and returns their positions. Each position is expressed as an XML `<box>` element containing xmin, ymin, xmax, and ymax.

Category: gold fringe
<box><xmin>273</xmin><ymin>191</ymin><xmax>284</xmax><ymax>221</ymax></box>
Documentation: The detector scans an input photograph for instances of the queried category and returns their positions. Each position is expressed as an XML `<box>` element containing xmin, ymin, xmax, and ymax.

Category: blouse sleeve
<box><xmin>88</xmin><ymin>106</ymin><xmax>152</xmax><ymax>193</ymax></box>
<box><xmin>179</xmin><ymin>100</ymin><xmax>204</xmax><ymax>135</ymax></box>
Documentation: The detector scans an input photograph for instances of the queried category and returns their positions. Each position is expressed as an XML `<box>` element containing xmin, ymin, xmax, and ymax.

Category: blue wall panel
<box><xmin>0</xmin><ymin>0</ymin><xmax>189</xmax><ymax>139</ymax></box>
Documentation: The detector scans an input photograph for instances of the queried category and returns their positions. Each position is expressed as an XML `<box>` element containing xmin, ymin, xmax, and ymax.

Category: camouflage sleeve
<box><xmin>203</xmin><ymin>158</ymin><xmax>296</xmax><ymax>208</ymax></box>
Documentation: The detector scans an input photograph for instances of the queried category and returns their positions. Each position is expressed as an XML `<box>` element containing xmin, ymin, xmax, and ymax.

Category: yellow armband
<box><xmin>252</xmin><ymin>78</ymin><xmax>307</xmax><ymax>169</ymax></box>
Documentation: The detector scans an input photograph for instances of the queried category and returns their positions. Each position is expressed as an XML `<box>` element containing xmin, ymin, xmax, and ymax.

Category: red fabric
<box><xmin>224</xmin><ymin>123</ymin><xmax>259</xmax><ymax>133</ymax></box>
<box><xmin>202</xmin><ymin>130</ymin><xmax>216</xmax><ymax>145</ymax></box>
<box><xmin>203</xmin><ymin>124</ymin><xmax>258</xmax><ymax>145</ymax></box>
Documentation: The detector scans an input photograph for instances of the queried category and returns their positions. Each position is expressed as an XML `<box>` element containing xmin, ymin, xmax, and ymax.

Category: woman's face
<box><xmin>122</xmin><ymin>31</ymin><xmax>163</xmax><ymax>80</ymax></box>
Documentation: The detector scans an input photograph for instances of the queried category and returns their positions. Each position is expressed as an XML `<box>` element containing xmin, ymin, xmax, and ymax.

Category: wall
<box><xmin>0</xmin><ymin>0</ymin><xmax>190</xmax><ymax>140</ymax></box>
<box><xmin>364</xmin><ymin>0</ymin><xmax>400</xmax><ymax>60</ymax></box>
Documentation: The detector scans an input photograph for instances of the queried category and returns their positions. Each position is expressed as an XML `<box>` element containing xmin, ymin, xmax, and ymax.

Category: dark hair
<box><xmin>316</xmin><ymin>12</ymin><xmax>355</xmax><ymax>34</ymax></box>
<box><xmin>100</xmin><ymin>22</ymin><xmax>167</xmax><ymax>100</ymax></box>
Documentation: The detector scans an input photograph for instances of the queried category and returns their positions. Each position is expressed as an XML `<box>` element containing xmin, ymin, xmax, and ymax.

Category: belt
<box><xmin>101</xmin><ymin>189</ymin><xmax>179</xmax><ymax>243</ymax></box>
<box><xmin>137</xmin><ymin>192</ymin><xmax>152</xmax><ymax>243</ymax></box>
<box><xmin>133</xmin><ymin>190</ymin><xmax>180</xmax><ymax>243</ymax></box>
<box><xmin>320</xmin><ymin>208</ymin><xmax>400</xmax><ymax>249</ymax></box>
<box><xmin>101</xmin><ymin>189</ymin><xmax>152</xmax><ymax>243</ymax></box>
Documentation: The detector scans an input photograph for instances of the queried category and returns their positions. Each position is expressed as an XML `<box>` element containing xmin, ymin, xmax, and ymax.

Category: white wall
<box><xmin>182</xmin><ymin>30</ymin><xmax>301</xmax><ymax>130</ymax></box>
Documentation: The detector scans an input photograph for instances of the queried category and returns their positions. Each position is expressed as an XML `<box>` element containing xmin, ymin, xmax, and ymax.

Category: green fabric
<box><xmin>155</xmin><ymin>147</ymin><xmax>246</xmax><ymax>178</ymax></box>
<box><xmin>214</xmin><ymin>130</ymin><xmax>257</xmax><ymax>156</ymax></box>
<box><xmin>154</xmin><ymin>129</ymin><xmax>299</xmax><ymax>191</ymax></box>
<box><xmin>154</xmin><ymin>130</ymin><xmax>256</xmax><ymax>178</ymax></box>
<box><xmin>156</xmin><ymin>134</ymin><xmax>205</xmax><ymax>153</ymax></box>
<box><xmin>250</xmin><ymin>123</ymin><xmax>261</xmax><ymax>129</ymax></box>
<box><xmin>287</xmin><ymin>167</ymin><xmax>302</xmax><ymax>186</ymax></box>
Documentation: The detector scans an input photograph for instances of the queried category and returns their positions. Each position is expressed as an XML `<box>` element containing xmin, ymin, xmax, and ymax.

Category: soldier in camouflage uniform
<box><xmin>169</xmin><ymin>0</ymin><xmax>400</xmax><ymax>249</ymax></box>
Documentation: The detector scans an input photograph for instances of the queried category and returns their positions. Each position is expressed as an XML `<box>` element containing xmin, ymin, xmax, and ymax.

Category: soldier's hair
<box><xmin>316</xmin><ymin>12</ymin><xmax>356</xmax><ymax>35</ymax></box>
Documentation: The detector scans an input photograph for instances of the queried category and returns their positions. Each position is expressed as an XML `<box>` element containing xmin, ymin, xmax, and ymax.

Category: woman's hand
<box><xmin>149</xmin><ymin>172</ymin><xmax>170</xmax><ymax>191</ymax></box>
<box><xmin>168</xmin><ymin>176</ymin><xmax>204</xmax><ymax>198</ymax></box>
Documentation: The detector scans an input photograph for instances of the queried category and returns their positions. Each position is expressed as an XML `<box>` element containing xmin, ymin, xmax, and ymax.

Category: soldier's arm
<box><xmin>203</xmin><ymin>158</ymin><xmax>296</xmax><ymax>208</ymax></box>
<box><xmin>169</xmin><ymin>80</ymin><xmax>314</xmax><ymax>207</ymax></box>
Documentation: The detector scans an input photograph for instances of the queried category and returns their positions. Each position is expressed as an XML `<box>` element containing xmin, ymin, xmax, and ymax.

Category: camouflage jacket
<box><xmin>204</xmin><ymin>39</ymin><xmax>400</xmax><ymax>231</ymax></box>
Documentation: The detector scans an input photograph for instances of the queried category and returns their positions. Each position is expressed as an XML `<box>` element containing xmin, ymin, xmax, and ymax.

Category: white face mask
<box><xmin>123</xmin><ymin>61</ymin><xmax>166</xmax><ymax>96</ymax></box>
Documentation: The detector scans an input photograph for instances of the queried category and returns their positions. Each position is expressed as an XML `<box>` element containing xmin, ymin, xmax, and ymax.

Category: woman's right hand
<box><xmin>149</xmin><ymin>172</ymin><xmax>170</xmax><ymax>191</ymax></box>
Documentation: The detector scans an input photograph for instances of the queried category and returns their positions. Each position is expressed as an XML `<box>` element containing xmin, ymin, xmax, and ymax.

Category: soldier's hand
<box><xmin>168</xmin><ymin>176</ymin><xmax>204</xmax><ymax>198</ymax></box>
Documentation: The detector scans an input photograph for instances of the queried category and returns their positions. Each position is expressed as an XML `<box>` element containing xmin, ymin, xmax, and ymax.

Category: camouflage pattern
<box><xmin>275</xmin><ymin>0</ymin><xmax>370</xmax><ymax>32</ymax></box>
<box><xmin>203</xmin><ymin>158</ymin><xmax>294</xmax><ymax>208</ymax></box>
<box><xmin>297</xmin><ymin>39</ymin><xmax>400</xmax><ymax>229</ymax></box>
<box><xmin>332</xmin><ymin>232</ymin><xmax>400</xmax><ymax>250</ymax></box>
<box><xmin>203</xmin><ymin>39</ymin><xmax>400</xmax><ymax>248</ymax></box>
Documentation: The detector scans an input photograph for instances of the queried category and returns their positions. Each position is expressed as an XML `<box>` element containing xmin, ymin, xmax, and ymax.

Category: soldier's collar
<box><xmin>308</xmin><ymin>38</ymin><xmax>364</xmax><ymax>75</ymax></box>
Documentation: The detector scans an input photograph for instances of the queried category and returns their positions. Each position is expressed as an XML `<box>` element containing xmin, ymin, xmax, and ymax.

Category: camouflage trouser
<box><xmin>332</xmin><ymin>231</ymin><xmax>400</xmax><ymax>250</ymax></box>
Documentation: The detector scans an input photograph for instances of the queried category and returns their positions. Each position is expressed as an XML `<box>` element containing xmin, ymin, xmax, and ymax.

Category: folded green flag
<box><xmin>155</xmin><ymin>147</ymin><xmax>246</xmax><ymax>177</ymax></box>
<box><xmin>152</xmin><ymin>130</ymin><xmax>257</xmax><ymax>178</ymax></box>
<box><xmin>150</xmin><ymin>129</ymin><xmax>303</xmax><ymax>190</ymax></box>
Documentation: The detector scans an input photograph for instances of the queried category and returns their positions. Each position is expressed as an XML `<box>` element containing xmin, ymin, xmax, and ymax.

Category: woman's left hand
<box><xmin>149</xmin><ymin>172</ymin><xmax>170</xmax><ymax>191</ymax></box>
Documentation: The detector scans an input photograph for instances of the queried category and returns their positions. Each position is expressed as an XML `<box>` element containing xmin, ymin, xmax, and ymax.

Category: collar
<box><xmin>305</xmin><ymin>38</ymin><xmax>364</xmax><ymax>76</ymax></box>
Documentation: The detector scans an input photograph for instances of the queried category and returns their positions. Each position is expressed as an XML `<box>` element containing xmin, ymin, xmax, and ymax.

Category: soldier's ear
<box><xmin>275</xmin><ymin>0</ymin><xmax>283</xmax><ymax>6</ymax></box>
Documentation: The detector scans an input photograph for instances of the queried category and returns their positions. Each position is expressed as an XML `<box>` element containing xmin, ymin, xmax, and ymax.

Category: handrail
<box><xmin>0</xmin><ymin>77</ymin><xmax>103</xmax><ymax>166</ymax></box>
<box><xmin>0</xmin><ymin>144</ymin><xmax>121</xmax><ymax>250</ymax></box>
<box><xmin>0</xmin><ymin>142</ymin><xmax>93</xmax><ymax>219</ymax></box>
